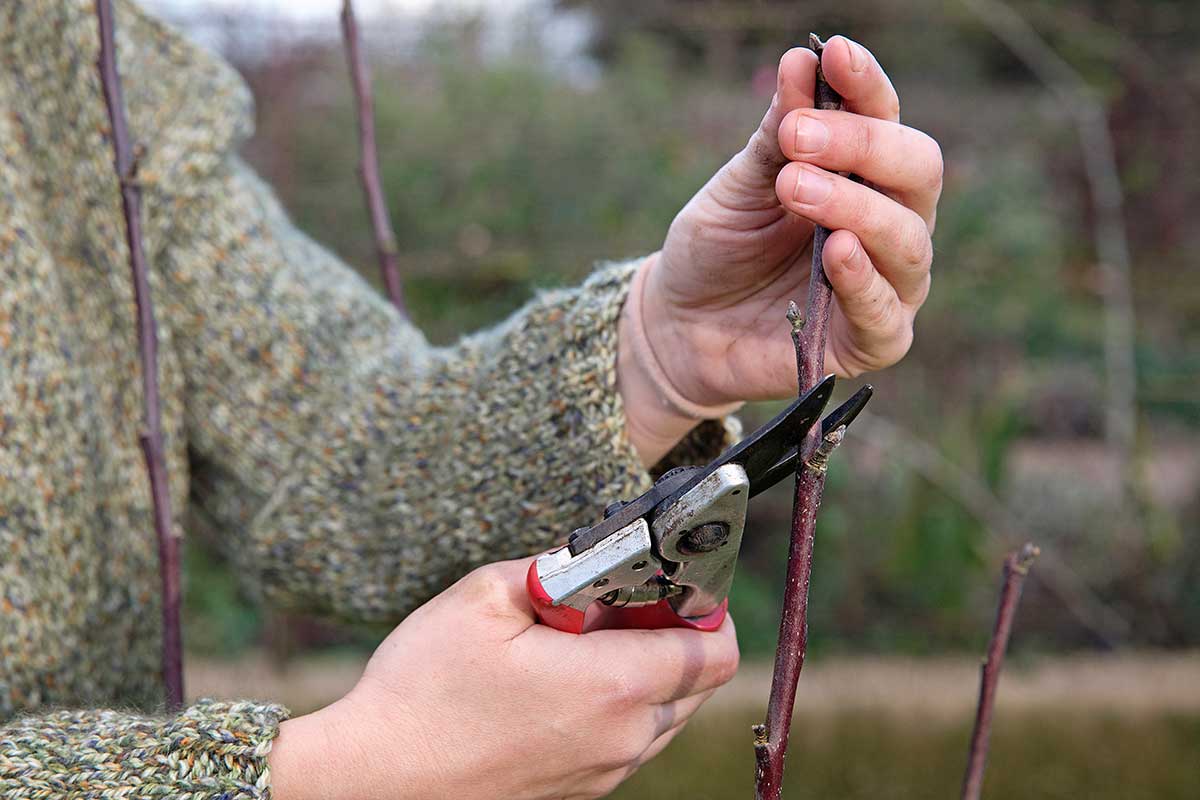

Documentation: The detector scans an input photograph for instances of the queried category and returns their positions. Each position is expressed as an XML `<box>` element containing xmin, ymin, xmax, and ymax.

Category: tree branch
<box><xmin>341</xmin><ymin>0</ymin><xmax>407</xmax><ymax>315</ymax></box>
<box><xmin>963</xmin><ymin>0</ymin><xmax>1138</xmax><ymax>504</ymax></box>
<box><xmin>753</xmin><ymin>34</ymin><xmax>849</xmax><ymax>800</ymax></box>
<box><xmin>94</xmin><ymin>0</ymin><xmax>183</xmax><ymax>710</ymax></box>
<box><xmin>961</xmin><ymin>543</ymin><xmax>1040</xmax><ymax>800</ymax></box>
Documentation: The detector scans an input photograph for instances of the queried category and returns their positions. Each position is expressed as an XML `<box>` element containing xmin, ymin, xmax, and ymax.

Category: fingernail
<box><xmin>842</xmin><ymin>238</ymin><xmax>864</xmax><ymax>272</ymax></box>
<box><xmin>792</xmin><ymin>167</ymin><xmax>834</xmax><ymax>205</ymax></box>
<box><xmin>847</xmin><ymin>39</ymin><xmax>868</xmax><ymax>73</ymax></box>
<box><xmin>793</xmin><ymin>115</ymin><xmax>830</xmax><ymax>155</ymax></box>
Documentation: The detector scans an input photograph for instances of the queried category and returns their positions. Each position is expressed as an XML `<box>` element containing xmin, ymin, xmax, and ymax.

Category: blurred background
<box><xmin>148</xmin><ymin>0</ymin><xmax>1198</xmax><ymax>796</ymax></box>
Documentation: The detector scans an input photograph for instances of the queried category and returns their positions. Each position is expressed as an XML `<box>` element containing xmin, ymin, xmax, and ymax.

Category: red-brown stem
<box><xmin>961</xmin><ymin>543</ymin><xmax>1040</xmax><ymax>800</ymax></box>
<box><xmin>341</xmin><ymin>0</ymin><xmax>406</xmax><ymax>314</ymax></box>
<box><xmin>753</xmin><ymin>428</ymin><xmax>842</xmax><ymax>798</ymax></box>
<box><xmin>94</xmin><ymin>0</ymin><xmax>184</xmax><ymax>711</ymax></box>
<box><xmin>753</xmin><ymin>33</ymin><xmax>846</xmax><ymax>800</ymax></box>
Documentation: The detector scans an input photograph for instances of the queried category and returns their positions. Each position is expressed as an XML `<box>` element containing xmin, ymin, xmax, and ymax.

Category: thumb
<box><xmin>731</xmin><ymin>47</ymin><xmax>817</xmax><ymax>189</ymax></box>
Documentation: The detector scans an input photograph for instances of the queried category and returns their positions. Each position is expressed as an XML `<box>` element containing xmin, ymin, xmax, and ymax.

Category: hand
<box><xmin>269</xmin><ymin>558</ymin><xmax>739</xmax><ymax>800</ymax></box>
<box><xmin>619</xmin><ymin>37</ymin><xmax>942</xmax><ymax>463</ymax></box>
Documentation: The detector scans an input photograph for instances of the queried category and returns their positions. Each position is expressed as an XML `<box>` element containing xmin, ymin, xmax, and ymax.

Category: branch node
<box><xmin>1013</xmin><ymin>542</ymin><xmax>1041</xmax><ymax>575</ymax></box>
<box><xmin>752</xmin><ymin>723</ymin><xmax>769</xmax><ymax>748</ymax></box>
<box><xmin>803</xmin><ymin>425</ymin><xmax>846</xmax><ymax>475</ymax></box>
<box><xmin>786</xmin><ymin>300</ymin><xmax>804</xmax><ymax>332</ymax></box>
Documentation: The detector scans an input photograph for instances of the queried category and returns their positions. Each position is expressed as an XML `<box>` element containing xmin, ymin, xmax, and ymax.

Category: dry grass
<box><xmin>187</xmin><ymin>650</ymin><xmax>1200</xmax><ymax>720</ymax></box>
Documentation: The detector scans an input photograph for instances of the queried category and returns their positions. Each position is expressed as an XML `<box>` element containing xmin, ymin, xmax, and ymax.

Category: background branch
<box><xmin>961</xmin><ymin>543</ymin><xmax>1040</xmax><ymax>800</ymax></box>
<box><xmin>94</xmin><ymin>0</ymin><xmax>184</xmax><ymax>710</ymax></box>
<box><xmin>963</xmin><ymin>0</ymin><xmax>1139</xmax><ymax>506</ymax></box>
<box><xmin>341</xmin><ymin>0</ymin><xmax>407</xmax><ymax>314</ymax></box>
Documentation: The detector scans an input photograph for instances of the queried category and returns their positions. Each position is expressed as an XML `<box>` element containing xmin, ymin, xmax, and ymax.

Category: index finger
<box><xmin>819</xmin><ymin>35</ymin><xmax>901</xmax><ymax>123</ymax></box>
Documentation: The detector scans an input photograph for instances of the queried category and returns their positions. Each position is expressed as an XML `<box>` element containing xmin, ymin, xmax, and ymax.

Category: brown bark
<box><xmin>961</xmin><ymin>543</ymin><xmax>1040</xmax><ymax>800</ymax></box>
<box><xmin>341</xmin><ymin>0</ymin><xmax>407</xmax><ymax>315</ymax></box>
<box><xmin>94</xmin><ymin>0</ymin><xmax>184</xmax><ymax>710</ymax></box>
<box><xmin>752</xmin><ymin>34</ymin><xmax>849</xmax><ymax>800</ymax></box>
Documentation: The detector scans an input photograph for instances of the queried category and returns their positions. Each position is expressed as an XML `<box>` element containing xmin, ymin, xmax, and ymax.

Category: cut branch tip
<box><xmin>786</xmin><ymin>300</ymin><xmax>804</xmax><ymax>332</ymax></box>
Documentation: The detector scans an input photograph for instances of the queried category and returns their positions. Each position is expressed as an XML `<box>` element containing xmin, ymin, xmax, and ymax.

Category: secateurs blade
<box><xmin>527</xmin><ymin>375</ymin><xmax>873</xmax><ymax>633</ymax></box>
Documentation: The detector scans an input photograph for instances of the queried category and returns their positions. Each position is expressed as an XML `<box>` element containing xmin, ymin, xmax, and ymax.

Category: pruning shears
<box><xmin>527</xmin><ymin>374</ymin><xmax>872</xmax><ymax>634</ymax></box>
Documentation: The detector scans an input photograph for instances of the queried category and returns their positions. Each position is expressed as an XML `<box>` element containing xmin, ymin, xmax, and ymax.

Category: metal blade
<box><xmin>748</xmin><ymin>384</ymin><xmax>873</xmax><ymax>498</ymax></box>
<box><xmin>567</xmin><ymin>375</ymin><xmax>835</xmax><ymax>557</ymax></box>
<box><xmin>709</xmin><ymin>373</ymin><xmax>836</xmax><ymax>482</ymax></box>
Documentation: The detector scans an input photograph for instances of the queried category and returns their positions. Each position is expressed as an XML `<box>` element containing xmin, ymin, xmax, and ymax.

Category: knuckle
<box><xmin>747</xmin><ymin>114</ymin><xmax>784</xmax><ymax>170</ymax></box>
<box><xmin>599</xmin><ymin>729</ymin><xmax>648</xmax><ymax>770</ymax></box>
<box><xmin>854</xmin><ymin>118</ymin><xmax>877</xmax><ymax>166</ymax></box>
<box><xmin>711</xmin><ymin>646</ymin><xmax>740</xmax><ymax>687</ymax></box>
<box><xmin>922</xmin><ymin>133</ymin><xmax>945</xmax><ymax>192</ymax></box>
<box><xmin>847</xmin><ymin>188</ymin><xmax>875</xmax><ymax>231</ymax></box>
<box><xmin>909</xmin><ymin>271</ymin><xmax>933</xmax><ymax>309</ymax></box>
<box><xmin>886</xmin><ymin>92</ymin><xmax>902</xmax><ymax>121</ymax></box>
<box><xmin>460</xmin><ymin>565</ymin><xmax>511</xmax><ymax>610</ymax></box>
<box><xmin>603</xmin><ymin>670</ymin><xmax>644</xmax><ymax>709</ymax></box>
<box><xmin>858</xmin><ymin>290</ymin><xmax>897</xmax><ymax>333</ymax></box>
<box><xmin>892</xmin><ymin>322</ymin><xmax>915</xmax><ymax>362</ymax></box>
<box><xmin>901</xmin><ymin>215</ymin><xmax>933</xmax><ymax>270</ymax></box>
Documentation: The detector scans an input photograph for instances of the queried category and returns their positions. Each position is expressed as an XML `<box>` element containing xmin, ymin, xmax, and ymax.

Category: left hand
<box><xmin>620</xmin><ymin>37</ymin><xmax>941</xmax><ymax>463</ymax></box>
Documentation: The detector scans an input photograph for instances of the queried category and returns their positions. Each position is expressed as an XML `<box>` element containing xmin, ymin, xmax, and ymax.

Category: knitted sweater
<box><xmin>0</xmin><ymin>2</ymin><xmax>733</xmax><ymax>796</ymax></box>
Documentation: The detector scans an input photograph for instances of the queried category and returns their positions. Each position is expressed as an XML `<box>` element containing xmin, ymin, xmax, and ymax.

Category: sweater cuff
<box><xmin>0</xmin><ymin>699</ymin><xmax>290</xmax><ymax>799</ymax></box>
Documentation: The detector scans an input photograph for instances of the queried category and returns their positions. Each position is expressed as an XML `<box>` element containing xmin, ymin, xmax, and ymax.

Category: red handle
<box><xmin>526</xmin><ymin>561</ymin><xmax>727</xmax><ymax>634</ymax></box>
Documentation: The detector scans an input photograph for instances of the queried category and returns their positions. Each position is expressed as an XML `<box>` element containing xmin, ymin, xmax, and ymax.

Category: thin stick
<box><xmin>962</xmin><ymin>0</ymin><xmax>1138</xmax><ymax>505</ymax></box>
<box><xmin>752</xmin><ymin>33</ymin><xmax>847</xmax><ymax>800</ymax></box>
<box><xmin>341</xmin><ymin>0</ymin><xmax>407</xmax><ymax>314</ymax></box>
<box><xmin>94</xmin><ymin>0</ymin><xmax>184</xmax><ymax>710</ymax></box>
<box><xmin>961</xmin><ymin>543</ymin><xmax>1040</xmax><ymax>800</ymax></box>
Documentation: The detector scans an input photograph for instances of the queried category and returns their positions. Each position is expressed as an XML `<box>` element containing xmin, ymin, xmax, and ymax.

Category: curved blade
<box><xmin>716</xmin><ymin>373</ymin><xmax>836</xmax><ymax>483</ymax></box>
<box><xmin>748</xmin><ymin>384</ymin><xmax>873</xmax><ymax>498</ymax></box>
<box><xmin>568</xmin><ymin>375</ymin><xmax>838</xmax><ymax>557</ymax></box>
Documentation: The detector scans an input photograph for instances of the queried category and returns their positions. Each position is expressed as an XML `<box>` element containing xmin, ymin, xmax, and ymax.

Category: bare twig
<box><xmin>341</xmin><ymin>0</ymin><xmax>407</xmax><ymax>314</ymax></box>
<box><xmin>753</xmin><ymin>34</ymin><xmax>847</xmax><ymax>800</ymax></box>
<box><xmin>94</xmin><ymin>0</ymin><xmax>183</xmax><ymax>710</ymax></box>
<box><xmin>963</xmin><ymin>0</ymin><xmax>1138</xmax><ymax>501</ymax></box>
<box><xmin>849</xmin><ymin>412</ymin><xmax>1131</xmax><ymax>645</ymax></box>
<box><xmin>961</xmin><ymin>543</ymin><xmax>1040</xmax><ymax>800</ymax></box>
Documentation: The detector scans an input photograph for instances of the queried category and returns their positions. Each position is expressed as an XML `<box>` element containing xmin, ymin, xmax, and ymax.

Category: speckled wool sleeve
<box><xmin>0</xmin><ymin>700</ymin><xmax>289</xmax><ymax>800</ymax></box>
<box><xmin>164</xmin><ymin>161</ymin><xmax>736</xmax><ymax>621</ymax></box>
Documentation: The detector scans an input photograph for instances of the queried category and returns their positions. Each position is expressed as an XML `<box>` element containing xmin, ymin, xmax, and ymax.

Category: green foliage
<box><xmin>185</xmin><ymin>3</ymin><xmax>1198</xmax><ymax>658</ymax></box>
<box><xmin>182</xmin><ymin>536</ymin><xmax>262</xmax><ymax>655</ymax></box>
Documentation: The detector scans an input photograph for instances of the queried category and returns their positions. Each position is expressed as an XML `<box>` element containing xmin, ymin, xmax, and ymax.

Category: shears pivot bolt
<box><xmin>678</xmin><ymin>522</ymin><xmax>731</xmax><ymax>555</ymax></box>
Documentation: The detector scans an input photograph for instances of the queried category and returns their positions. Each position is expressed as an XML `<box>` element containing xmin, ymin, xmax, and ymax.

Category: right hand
<box><xmin>269</xmin><ymin>557</ymin><xmax>740</xmax><ymax>800</ymax></box>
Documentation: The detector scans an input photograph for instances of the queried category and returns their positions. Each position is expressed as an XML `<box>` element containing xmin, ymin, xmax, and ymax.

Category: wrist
<box><xmin>268</xmin><ymin>709</ymin><xmax>338</xmax><ymax>800</ymax></box>
<box><xmin>618</xmin><ymin>254</ymin><xmax>742</xmax><ymax>466</ymax></box>
<box><xmin>269</xmin><ymin>692</ymin><xmax>411</xmax><ymax>800</ymax></box>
